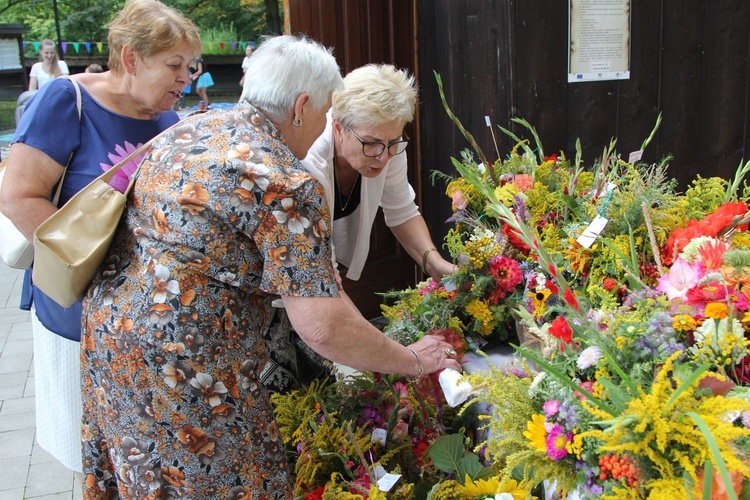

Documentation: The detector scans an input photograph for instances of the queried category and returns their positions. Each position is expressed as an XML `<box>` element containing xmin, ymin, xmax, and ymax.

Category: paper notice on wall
<box><xmin>569</xmin><ymin>0</ymin><xmax>631</xmax><ymax>82</ymax></box>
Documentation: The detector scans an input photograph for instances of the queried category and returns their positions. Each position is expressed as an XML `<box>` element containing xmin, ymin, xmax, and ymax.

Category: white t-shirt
<box><xmin>241</xmin><ymin>56</ymin><xmax>252</xmax><ymax>73</ymax></box>
<box><xmin>30</xmin><ymin>61</ymin><xmax>70</xmax><ymax>88</ymax></box>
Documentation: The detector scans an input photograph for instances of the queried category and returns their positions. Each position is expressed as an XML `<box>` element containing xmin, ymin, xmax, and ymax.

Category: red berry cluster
<box><xmin>598</xmin><ymin>453</ymin><xmax>640</xmax><ymax>488</ymax></box>
<box><xmin>638</xmin><ymin>262</ymin><xmax>659</xmax><ymax>285</ymax></box>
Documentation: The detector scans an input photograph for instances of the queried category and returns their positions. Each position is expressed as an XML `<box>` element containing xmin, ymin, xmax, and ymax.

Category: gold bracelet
<box><xmin>407</xmin><ymin>347</ymin><xmax>423</xmax><ymax>378</ymax></box>
<box><xmin>421</xmin><ymin>247</ymin><xmax>436</xmax><ymax>274</ymax></box>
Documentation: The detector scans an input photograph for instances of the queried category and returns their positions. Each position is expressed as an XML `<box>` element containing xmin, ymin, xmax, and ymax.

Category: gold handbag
<box><xmin>32</xmin><ymin>140</ymin><xmax>153</xmax><ymax>307</ymax></box>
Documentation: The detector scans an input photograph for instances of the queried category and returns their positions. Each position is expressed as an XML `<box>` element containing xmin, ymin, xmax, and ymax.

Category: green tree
<box><xmin>0</xmin><ymin>0</ymin><xmax>281</xmax><ymax>46</ymax></box>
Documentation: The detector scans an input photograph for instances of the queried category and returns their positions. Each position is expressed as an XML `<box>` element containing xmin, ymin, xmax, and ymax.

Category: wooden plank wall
<box><xmin>285</xmin><ymin>0</ymin><xmax>421</xmax><ymax>317</ymax></box>
<box><xmin>419</xmin><ymin>0</ymin><xmax>750</xmax><ymax>246</ymax></box>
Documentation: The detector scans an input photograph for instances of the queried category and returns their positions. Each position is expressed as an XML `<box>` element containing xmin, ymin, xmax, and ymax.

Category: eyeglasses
<box><xmin>348</xmin><ymin>128</ymin><xmax>409</xmax><ymax>157</ymax></box>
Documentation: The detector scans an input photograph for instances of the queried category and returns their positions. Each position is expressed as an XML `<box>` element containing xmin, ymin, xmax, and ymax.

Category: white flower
<box><xmin>576</xmin><ymin>346</ymin><xmax>603</xmax><ymax>370</ymax></box>
<box><xmin>528</xmin><ymin>371</ymin><xmax>546</xmax><ymax>396</ymax></box>
<box><xmin>693</xmin><ymin>318</ymin><xmax>744</xmax><ymax>344</ymax></box>
<box><xmin>494</xmin><ymin>494</ymin><xmax>514</xmax><ymax>500</ymax></box>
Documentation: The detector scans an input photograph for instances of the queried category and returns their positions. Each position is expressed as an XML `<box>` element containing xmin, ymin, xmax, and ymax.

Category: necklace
<box><xmin>333</xmin><ymin>157</ymin><xmax>360</xmax><ymax>212</ymax></box>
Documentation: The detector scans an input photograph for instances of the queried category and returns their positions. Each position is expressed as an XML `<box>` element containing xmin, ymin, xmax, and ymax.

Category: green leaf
<box><xmin>702</xmin><ymin>459</ymin><xmax>714</xmax><ymax>500</ymax></box>
<box><xmin>640</xmin><ymin>112</ymin><xmax>662</xmax><ymax>152</ymax></box>
<box><xmin>596</xmin><ymin>377</ymin><xmax>631</xmax><ymax>412</ymax></box>
<box><xmin>428</xmin><ymin>434</ymin><xmax>465</xmax><ymax>474</ymax></box>
<box><xmin>456</xmin><ymin>453</ymin><xmax>484</xmax><ymax>483</ymax></box>
<box><xmin>685</xmin><ymin>412</ymin><xmax>738</xmax><ymax>500</ymax></box>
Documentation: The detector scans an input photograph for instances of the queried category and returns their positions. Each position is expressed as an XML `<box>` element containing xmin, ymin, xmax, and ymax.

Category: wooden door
<box><xmin>285</xmin><ymin>0</ymin><xmax>422</xmax><ymax>319</ymax></box>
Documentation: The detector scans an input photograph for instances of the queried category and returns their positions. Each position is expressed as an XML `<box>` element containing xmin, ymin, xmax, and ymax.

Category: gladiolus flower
<box><xmin>564</xmin><ymin>288</ymin><xmax>580</xmax><ymax>312</ymax></box>
<box><xmin>549</xmin><ymin>316</ymin><xmax>573</xmax><ymax>344</ymax></box>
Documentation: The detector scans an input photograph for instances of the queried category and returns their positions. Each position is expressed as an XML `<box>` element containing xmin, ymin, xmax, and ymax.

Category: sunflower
<box><xmin>460</xmin><ymin>474</ymin><xmax>500</xmax><ymax>498</ymax></box>
<box><xmin>522</xmin><ymin>413</ymin><xmax>547</xmax><ymax>452</ymax></box>
<box><xmin>526</xmin><ymin>288</ymin><xmax>552</xmax><ymax>317</ymax></box>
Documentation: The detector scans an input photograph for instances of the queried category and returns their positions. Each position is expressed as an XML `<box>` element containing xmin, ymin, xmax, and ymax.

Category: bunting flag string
<box><xmin>22</xmin><ymin>41</ymin><xmax>255</xmax><ymax>55</ymax></box>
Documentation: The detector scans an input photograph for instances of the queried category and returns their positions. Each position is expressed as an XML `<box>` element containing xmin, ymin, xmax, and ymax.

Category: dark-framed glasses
<box><xmin>349</xmin><ymin>128</ymin><xmax>409</xmax><ymax>157</ymax></box>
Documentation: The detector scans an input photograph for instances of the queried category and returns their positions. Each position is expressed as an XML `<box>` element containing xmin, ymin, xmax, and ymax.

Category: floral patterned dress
<box><xmin>80</xmin><ymin>101</ymin><xmax>338</xmax><ymax>499</ymax></box>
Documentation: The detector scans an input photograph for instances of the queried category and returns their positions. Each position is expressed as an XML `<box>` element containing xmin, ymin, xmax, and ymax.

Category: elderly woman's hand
<box><xmin>408</xmin><ymin>333</ymin><xmax>463</xmax><ymax>376</ymax></box>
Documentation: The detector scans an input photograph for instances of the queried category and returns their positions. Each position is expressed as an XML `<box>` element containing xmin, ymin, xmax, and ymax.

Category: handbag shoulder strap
<box><xmin>52</xmin><ymin>75</ymin><xmax>83</xmax><ymax>206</ymax></box>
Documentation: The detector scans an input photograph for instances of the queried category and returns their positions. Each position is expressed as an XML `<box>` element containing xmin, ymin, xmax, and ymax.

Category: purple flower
<box><xmin>545</xmin><ymin>424</ymin><xmax>571</xmax><ymax>460</ymax></box>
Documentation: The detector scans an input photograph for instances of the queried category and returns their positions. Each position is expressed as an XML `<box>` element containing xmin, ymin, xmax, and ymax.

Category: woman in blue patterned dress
<box><xmin>79</xmin><ymin>35</ymin><xmax>462</xmax><ymax>499</ymax></box>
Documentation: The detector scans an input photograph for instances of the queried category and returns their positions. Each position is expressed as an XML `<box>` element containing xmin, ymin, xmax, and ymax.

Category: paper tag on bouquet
<box><xmin>439</xmin><ymin>368</ymin><xmax>474</xmax><ymax>407</ymax></box>
<box><xmin>576</xmin><ymin>214</ymin><xmax>608</xmax><ymax>249</ymax></box>
<box><xmin>442</xmin><ymin>275</ymin><xmax>457</xmax><ymax>292</ymax></box>
<box><xmin>371</xmin><ymin>428</ymin><xmax>387</xmax><ymax>445</ymax></box>
<box><xmin>376</xmin><ymin>471</ymin><xmax>401</xmax><ymax>492</ymax></box>
<box><xmin>628</xmin><ymin>150</ymin><xmax>643</xmax><ymax>163</ymax></box>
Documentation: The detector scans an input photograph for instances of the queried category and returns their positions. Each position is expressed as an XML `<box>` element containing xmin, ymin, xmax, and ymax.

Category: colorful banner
<box><xmin>24</xmin><ymin>41</ymin><xmax>251</xmax><ymax>54</ymax></box>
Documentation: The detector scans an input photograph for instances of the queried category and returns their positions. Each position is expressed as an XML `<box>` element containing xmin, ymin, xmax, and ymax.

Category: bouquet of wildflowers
<box><xmin>430</xmin><ymin>70</ymin><xmax>750</xmax><ymax>498</ymax></box>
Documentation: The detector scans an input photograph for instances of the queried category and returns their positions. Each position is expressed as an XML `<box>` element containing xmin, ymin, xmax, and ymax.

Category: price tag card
<box><xmin>377</xmin><ymin>473</ymin><xmax>402</xmax><ymax>492</ymax></box>
<box><xmin>442</xmin><ymin>276</ymin><xmax>458</xmax><ymax>292</ymax></box>
<box><xmin>628</xmin><ymin>150</ymin><xmax>643</xmax><ymax>163</ymax></box>
<box><xmin>576</xmin><ymin>214</ymin><xmax>609</xmax><ymax>249</ymax></box>
<box><xmin>371</xmin><ymin>428</ymin><xmax>387</xmax><ymax>445</ymax></box>
<box><xmin>373</xmin><ymin>464</ymin><xmax>387</xmax><ymax>480</ymax></box>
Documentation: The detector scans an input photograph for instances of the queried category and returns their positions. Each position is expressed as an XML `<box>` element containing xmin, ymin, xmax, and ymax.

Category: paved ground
<box><xmin>0</xmin><ymin>263</ymin><xmax>82</xmax><ymax>499</ymax></box>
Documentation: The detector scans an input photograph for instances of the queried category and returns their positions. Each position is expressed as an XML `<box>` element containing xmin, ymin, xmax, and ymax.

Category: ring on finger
<box><xmin>445</xmin><ymin>347</ymin><xmax>457</xmax><ymax>357</ymax></box>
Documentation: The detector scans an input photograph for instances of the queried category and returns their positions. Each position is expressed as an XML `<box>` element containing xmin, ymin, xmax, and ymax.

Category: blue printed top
<box><xmin>13</xmin><ymin>77</ymin><xmax>179</xmax><ymax>341</ymax></box>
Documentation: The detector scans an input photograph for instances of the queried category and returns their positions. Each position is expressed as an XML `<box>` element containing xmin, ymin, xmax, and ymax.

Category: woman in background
<box><xmin>28</xmin><ymin>39</ymin><xmax>69</xmax><ymax>90</ymax></box>
<box><xmin>0</xmin><ymin>0</ymin><xmax>200</xmax><ymax>476</ymax></box>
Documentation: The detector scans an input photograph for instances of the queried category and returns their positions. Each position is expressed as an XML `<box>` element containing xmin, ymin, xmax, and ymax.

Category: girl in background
<box><xmin>28</xmin><ymin>39</ymin><xmax>69</xmax><ymax>90</ymax></box>
<box><xmin>191</xmin><ymin>57</ymin><xmax>214</xmax><ymax>110</ymax></box>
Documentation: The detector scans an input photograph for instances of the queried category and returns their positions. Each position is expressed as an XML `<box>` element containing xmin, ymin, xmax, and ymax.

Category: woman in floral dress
<box><xmin>80</xmin><ymin>35</ymin><xmax>462</xmax><ymax>499</ymax></box>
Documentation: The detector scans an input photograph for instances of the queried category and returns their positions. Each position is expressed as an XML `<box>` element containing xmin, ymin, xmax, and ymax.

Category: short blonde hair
<box><xmin>107</xmin><ymin>0</ymin><xmax>201</xmax><ymax>73</ymax></box>
<box><xmin>332</xmin><ymin>64</ymin><xmax>417</xmax><ymax>129</ymax></box>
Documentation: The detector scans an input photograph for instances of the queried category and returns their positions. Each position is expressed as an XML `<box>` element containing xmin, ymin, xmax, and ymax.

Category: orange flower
<box><xmin>721</xmin><ymin>266</ymin><xmax>750</xmax><ymax>300</ymax></box>
<box><xmin>704</xmin><ymin>302</ymin><xmax>729</xmax><ymax>320</ymax></box>
<box><xmin>512</xmin><ymin>173</ymin><xmax>534</xmax><ymax>192</ymax></box>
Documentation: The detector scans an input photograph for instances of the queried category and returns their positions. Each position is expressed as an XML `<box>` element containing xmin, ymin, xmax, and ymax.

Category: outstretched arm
<box><xmin>282</xmin><ymin>293</ymin><xmax>462</xmax><ymax>377</ymax></box>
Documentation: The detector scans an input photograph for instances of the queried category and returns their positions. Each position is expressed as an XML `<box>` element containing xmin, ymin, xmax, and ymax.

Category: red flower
<box><xmin>730</xmin><ymin>355</ymin><xmax>750</xmax><ymax>385</ymax></box>
<box><xmin>305</xmin><ymin>486</ymin><xmax>325</xmax><ymax>500</ymax></box>
<box><xmin>429</xmin><ymin>328</ymin><xmax>466</xmax><ymax>356</ymax></box>
<box><xmin>663</xmin><ymin>201</ymin><xmax>748</xmax><ymax>264</ymax></box>
<box><xmin>549</xmin><ymin>316</ymin><xmax>573</xmax><ymax>344</ymax></box>
<box><xmin>502</xmin><ymin>224</ymin><xmax>530</xmax><ymax>255</ymax></box>
<box><xmin>602</xmin><ymin>277</ymin><xmax>618</xmax><ymax>292</ymax></box>
<box><xmin>413</xmin><ymin>439</ymin><xmax>430</xmax><ymax>467</ymax></box>
<box><xmin>547</xmin><ymin>264</ymin><xmax>558</xmax><ymax>278</ymax></box>
<box><xmin>564</xmin><ymin>288</ymin><xmax>580</xmax><ymax>312</ymax></box>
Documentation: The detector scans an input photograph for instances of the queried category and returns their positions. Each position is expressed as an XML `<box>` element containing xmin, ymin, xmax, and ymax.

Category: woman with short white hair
<box><xmin>81</xmin><ymin>35</ymin><xmax>461</xmax><ymax>498</ymax></box>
